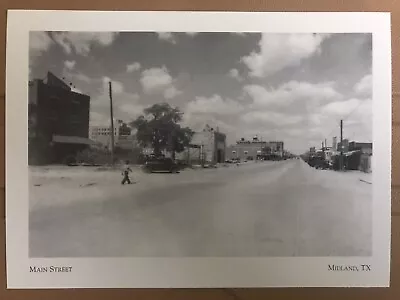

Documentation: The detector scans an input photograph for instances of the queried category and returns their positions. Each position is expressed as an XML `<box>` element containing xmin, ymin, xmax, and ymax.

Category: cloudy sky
<box><xmin>29</xmin><ymin>32</ymin><xmax>372</xmax><ymax>154</ymax></box>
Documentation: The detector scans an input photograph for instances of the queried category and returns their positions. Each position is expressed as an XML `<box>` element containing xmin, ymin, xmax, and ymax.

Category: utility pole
<box><xmin>324</xmin><ymin>138</ymin><xmax>327</xmax><ymax>148</ymax></box>
<box><xmin>340</xmin><ymin>119</ymin><xmax>343</xmax><ymax>171</ymax></box>
<box><xmin>109</xmin><ymin>82</ymin><xmax>115</xmax><ymax>165</ymax></box>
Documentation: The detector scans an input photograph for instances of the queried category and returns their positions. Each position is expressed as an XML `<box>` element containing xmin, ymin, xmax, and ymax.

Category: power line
<box><xmin>321</xmin><ymin>99</ymin><xmax>367</xmax><ymax>147</ymax></box>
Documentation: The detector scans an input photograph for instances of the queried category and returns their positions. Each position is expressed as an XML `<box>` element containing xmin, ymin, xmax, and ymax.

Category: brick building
<box><xmin>176</xmin><ymin>125</ymin><xmax>226</xmax><ymax>164</ymax></box>
<box><xmin>226</xmin><ymin>136</ymin><xmax>284</xmax><ymax>161</ymax></box>
<box><xmin>28</xmin><ymin>72</ymin><xmax>93</xmax><ymax>165</ymax></box>
<box><xmin>89</xmin><ymin>122</ymin><xmax>136</xmax><ymax>151</ymax></box>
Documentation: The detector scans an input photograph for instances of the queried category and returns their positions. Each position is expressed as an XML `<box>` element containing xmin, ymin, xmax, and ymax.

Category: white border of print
<box><xmin>6</xmin><ymin>11</ymin><xmax>391</xmax><ymax>288</ymax></box>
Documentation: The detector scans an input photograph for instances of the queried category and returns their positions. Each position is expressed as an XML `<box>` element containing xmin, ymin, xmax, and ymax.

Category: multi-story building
<box><xmin>348</xmin><ymin>141</ymin><xmax>373</xmax><ymax>155</ymax></box>
<box><xmin>337</xmin><ymin>139</ymin><xmax>349</xmax><ymax>152</ymax></box>
<box><xmin>226</xmin><ymin>137</ymin><xmax>284</xmax><ymax>161</ymax></box>
<box><xmin>191</xmin><ymin>127</ymin><xmax>226</xmax><ymax>164</ymax></box>
<box><xmin>175</xmin><ymin>125</ymin><xmax>226</xmax><ymax>164</ymax></box>
<box><xmin>28</xmin><ymin>72</ymin><xmax>93</xmax><ymax>165</ymax></box>
<box><xmin>89</xmin><ymin>122</ymin><xmax>136</xmax><ymax>151</ymax></box>
<box><xmin>89</xmin><ymin>125</ymin><xmax>119</xmax><ymax>149</ymax></box>
<box><xmin>332</xmin><ymin>137</ymin><xmax>338</xmax><ymax>154</ymax></box>
<box><xmin>268</xmin><ymin>141</ymin><xmax>284</xmax><ymax>157</ymax></box>
<box><xmin>226</xmin><ymin>136</ymin><xmax>267</xmax><ymax>160</ymax></box>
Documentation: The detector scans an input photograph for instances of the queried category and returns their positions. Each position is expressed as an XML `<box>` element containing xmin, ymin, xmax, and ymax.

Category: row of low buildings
<box><xmin>226</xmin><ymin>136</ymin><xmax>285</xmax><ymax>161</ymax></box>
<box><xmin>175</xmin><ymin>132</ymin><xmax>288</xmax><ymax>165</ymax></box>
<box><xmin>28</xmin><ymin>72</ymin><xmax>229</xmax><ymax>166</ymax></box>
<box><xmin>29</xmin><ymin>72</ymin><xmax>288</xmax><ymax>166</ymax></box>
<box><xmin>307</xmin><ymin>137</ymin><xmax>372</xmax><ymax>173</ymax></box>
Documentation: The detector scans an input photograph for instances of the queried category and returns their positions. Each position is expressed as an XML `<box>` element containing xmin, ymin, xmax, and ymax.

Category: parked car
<box><xmin>142</xmin><ymin>156</ymin><xmax>180</xmax><ymax>173</ymax></box>
<box><xmin>309</xmin><ymin>158</ymin><xmax>330</xmax><ymax>170</ymax></box>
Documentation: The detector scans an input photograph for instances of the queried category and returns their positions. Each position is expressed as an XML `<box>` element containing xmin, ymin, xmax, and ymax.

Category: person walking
<box><xmin>121</xmin><ymin>160</ymin><xmax>133</xmax><ymax>185</ymax></box>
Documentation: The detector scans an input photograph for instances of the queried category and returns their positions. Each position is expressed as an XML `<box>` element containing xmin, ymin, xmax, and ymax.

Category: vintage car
<box><xmin>142</xmin><ymin>156</ymin><xmax>180</xmax><ymax>173</ymax></box>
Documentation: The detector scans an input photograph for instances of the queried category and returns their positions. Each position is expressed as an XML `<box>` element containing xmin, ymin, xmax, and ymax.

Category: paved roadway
<box><xmin>29</xmin><ymin>159</ymin><xmax>372</xmax><ymax>257</ymax></box>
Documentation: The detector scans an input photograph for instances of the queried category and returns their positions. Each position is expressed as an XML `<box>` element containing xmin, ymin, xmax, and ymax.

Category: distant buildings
<box><xmin>174</xmin><ymin>125</ymin><xmax>226</xmax><ymax>165</ymax></box>
<box><xmin>337</xmin><ymin>139</ymin><xmax>349</xmax><ymax>152</ymax></box>
<box><xmin>28</xmin><ymin>72</ymin><xmax>93</xmax><ymax>165</ymax></box>
<box><xmin>349</xmin><ymin>141</ymin><xmax>372</xmax><ymax>154</ymax></box>
<box><xmin>306</xmin><ymin>139</ymin><xmax>372</xmax><ymax>173</ymax></box>
<box><xmin>226</xmin><ymin>136</ymin><xmax>267</xmax><ymax>161</ymax></box>
<box><xmin>332</xmin><ymin>137</ymin><xmax>337</xmax><ymax>154</ymax></box>
<box><xmin>226</xmin><ymin>136</ymin><xmax>284</xmax><ymax>161</ymax></box>
<box><xmin>89</xmin><ymin>122</ymin><xmax>137</xmax><ymax>151</ymax></box>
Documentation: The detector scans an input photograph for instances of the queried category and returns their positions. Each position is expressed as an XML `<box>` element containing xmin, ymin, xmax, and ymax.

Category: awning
<box><xmin>188</xmin><ymin>144</ymin><xmax>201</xmax><ymax>149</ymax></box>
<box><xmin>344</xmin><ymin>150</ymin><xmax>361</xmax><ymax>157</ymax></box>
<box><xmin>52</xmin><ymin>135</ymin><xmax>97</xmax><ymax>145</ymax></box>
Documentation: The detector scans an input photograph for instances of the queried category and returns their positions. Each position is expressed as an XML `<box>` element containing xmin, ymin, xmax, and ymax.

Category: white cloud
<box><xmin>126</xmin><ymin>62</ymin><xmax>141</xmax><ymax>73</ymax></box>
<box><xmin>186</xmin><ymin>94</ymin><xmax>244</xmax><ymax>116</ymax></box>
<box><xmin>90</xmin><ymin>111</ymin><xmax>109</xmax><ymax>126</ymax></box>
<box><xmin>354</xmin><ymin>74</ymin><xmax>372</xmax><ymax>97</ymax></box>
<box><xmin>53</xmin><ymin>32</ymin><xmax>118</xmax><ymax>56</ymax></box>
<box><xmin>157</xmin><ymin>32</ymin><xmax>176</xmax><ymax>44</ymax></box>
<box><xmin>119</xmin><ymin>102</ymin><xmax>144</xmax><ymax>117</ymax></box>
<box><xmin>30</xmin><ymin>32</ymin><xmax>53</xmax><ymax>74</ymax></box>
<box><xmin>64</xmin><ymin>60</ymin><xmax>76</xmax><ymax>70</ymax></box>
<box><xmin>284</xmin><ymin>128</ymin><xmax>306</xmax><ymax>137</ymax></box>
<box><xmin>30</xmin><ymin>32</ymin><xmax>53</xmax><ymax>55</ymax></box>
<box><xmin>131</xmin><ymin>93</ymin><xmax>140</xmax><ymax>101</ymax></box>
<box><xmin>164</xmin><ymin>86</ymin><xmax>183</xmax><ymax>99</ymax></box>
<box><xmin>243</xmin><ymin>81</ymin><xmax>341</xmax><ymax>110</ymax></box>
<box><xmin>140</xmin><ymin>67</ymin><xmax>172</xmax><ymax>93</ymax></box>
<box><xmin>91</xmin><ymin>91</ymin><xmax>144</xmax><ymax>127</ymax></box>
<box><xmin>62</xmin><ymin>67</ymin><xmax>93</xmax><ymax>86</ymax></box>
<box><xmin>321</xmin><ymin>98</ymin><xmax>361</xmax><ymax>116</ymax></box>
<box><xmin>228</xmin><ymin>68</ymin><xmax>244</xmax><ymax>81</ymax></box>
<box><xmin>102</xmin><ymin>77</ymin><xmax>124</xmax><ymax>94</ymax></box>
<box><xmin>182</xmin><ymin>113</ymin><xmax>235</xmax><ymax>135</ymax></box>
<box><xmin>313</xmin><ymin>97</ymin><xmax>372</xmax><ymax>143</ymax></box>
<box><xmin>241</xmin><ymin>111</ymin><xmax>303</xmax><ymax>126</ymax></box>
<box><xmin>241</xmin><ymin>33</ymin><xmax>330</xmax><ymax>77</ymax></box>
<box><xmin>75</xmin><ymin>73</ymin><xmax>92</xmax><ymax>83</ymax></box>
<box><xmin>140</xmin><ymin>66</ymin><xmax>181</xmax><ymax>99</ymax></box>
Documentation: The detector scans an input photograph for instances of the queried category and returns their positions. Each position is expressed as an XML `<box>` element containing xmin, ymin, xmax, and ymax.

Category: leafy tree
<box><xmin>130</xmin><ymin>103</ymin><xmax>194</xmax><ymax>159</ymax></box>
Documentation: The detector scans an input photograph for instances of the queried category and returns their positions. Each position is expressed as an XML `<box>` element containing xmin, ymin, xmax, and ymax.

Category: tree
<box><xmin>130</xmin><ymin>103</ymin><xmax>194</xmax><ymax>158</ymax></box>
<box><xmin>118</xmin><ymin>121</ymin><xmax>131</xmax><ymax>136</ymax></box>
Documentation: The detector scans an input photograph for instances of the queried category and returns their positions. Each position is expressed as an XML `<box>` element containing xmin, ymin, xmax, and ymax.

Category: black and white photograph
<box><xmin>28</xmin><ymin>31</ymin><xmax>374</xmax><ymax>258</ymax></box>
<box><xmin>6</xmin><ymin>11</ymin><xmax>391</xmax><ymax>288</ymax></box>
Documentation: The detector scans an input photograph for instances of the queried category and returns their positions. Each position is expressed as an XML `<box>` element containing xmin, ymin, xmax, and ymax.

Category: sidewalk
<box><xmin>29</xmin><ymin>165</ymin><xmax>145</xmax><ymax>211</ymax></box>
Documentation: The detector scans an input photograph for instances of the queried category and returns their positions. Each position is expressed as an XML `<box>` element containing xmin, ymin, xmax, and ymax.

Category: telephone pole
<box><xmin>109</xmin><ymin>81</ymin><xmax>115</xmax><ymax>165</ymax></box>
<box><xmin>340</xmin><ymin>119</ymin><xmax>343</xmax><ymax>171</ymax></box>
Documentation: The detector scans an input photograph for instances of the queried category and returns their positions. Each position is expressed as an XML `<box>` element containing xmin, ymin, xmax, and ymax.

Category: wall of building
<box><xmin>214</xmin><ymin>132</ymin><xmax>226</xmax><ymax>163</ymax></box>
<box><xmin>226</xmin><ymin>140</ymin><xmax>284</xmax><ymax>161</ymax></box>
<box><xmin>176</xmin><ymin>130</ymin><xmax>226</xmax><ymax>164</ymax></box>
<box><xmin>191</xmin><ymin>131</ymin><xmax>215</xmax><ymax>163</ymax></box>
<box><xmin>28</xmin><ymin>77</ymin><xmax>91</xmax><ymax>165</ymax></box>
<box><xmin>227</xmin><ymin>142</ymin><xmax>266</xmax><ymax>160</ymax></box>
<box><xmin>349</xmin><ymin>142</ymin><xmax>373</xmax><ymax>155</ymax></box>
